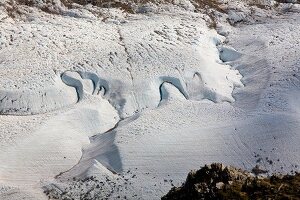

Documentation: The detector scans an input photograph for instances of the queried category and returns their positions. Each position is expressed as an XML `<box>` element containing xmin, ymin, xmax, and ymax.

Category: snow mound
<box><xmin>0</xmin><ymin>76</ymin><xmax>77</xmax><ymax>115</ymax></box>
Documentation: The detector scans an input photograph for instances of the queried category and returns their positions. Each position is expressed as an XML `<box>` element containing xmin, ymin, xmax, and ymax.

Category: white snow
<box><xmin>0</xmin><ymin>0</ymin><xmax>299</xmax><ymax>199</ymax></box>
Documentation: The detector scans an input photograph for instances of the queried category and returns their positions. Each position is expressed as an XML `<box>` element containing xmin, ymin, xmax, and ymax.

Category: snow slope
<box><xmin>0</xmin><ymin>0</ymin><xmax>299</xmax><ymax>199</ymax></box>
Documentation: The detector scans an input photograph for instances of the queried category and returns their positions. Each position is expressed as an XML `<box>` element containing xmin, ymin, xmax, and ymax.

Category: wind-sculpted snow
<box><xmin>0</xmin><ymin>8</ymin><xmax>242</xmax><ymax>117</ymax></box>
<box><xmin>60</xmin><ymin>69</ymin><xmax>241</xmax><ymax>118</ymax></box>
<box><xmin>42</xmin><ymin>9</ymin><xmax>300</xmax><ymax>200</ymax></box>
<box><xmin>6</xmin><ymin>1</ymin><xmax>300</xmax><ymax>199</ymax></box>
<box><xmin>0</xmin><ymin>6</ymin><xmax>247</xmax><ymax>198</ymax></box>
<box><xmin>0</xmin><ymin>77</ymin><xmax>78</xmax><ymax>115</ymax></box>
<box><xmin>77</xmin><ymin>71</ymin><xmax>110</xmax><ymax>96</ymax></box>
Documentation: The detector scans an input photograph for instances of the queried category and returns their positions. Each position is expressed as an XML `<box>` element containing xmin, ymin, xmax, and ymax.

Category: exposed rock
<box><xmin>162</xmin><ymin>163</ymin><xmax>300</xmax><ymax>200</ymax></box>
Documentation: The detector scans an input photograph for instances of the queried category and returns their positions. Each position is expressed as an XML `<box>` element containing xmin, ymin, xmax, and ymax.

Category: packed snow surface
<box><xmin>0</xmin><ymin>0</ymin><xmax>300</xmax><ymax>199</ymax></box>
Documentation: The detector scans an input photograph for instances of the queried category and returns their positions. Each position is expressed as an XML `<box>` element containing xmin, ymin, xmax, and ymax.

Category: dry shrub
<box><xmin>11</xmin><ymin>0</ymin><xmax>227</xmax><ymax>13</ymax></box>
<box><xmin>192</xmin><ymin>0</ymin><xmax>225</xmax><ymax>12</ymax></box>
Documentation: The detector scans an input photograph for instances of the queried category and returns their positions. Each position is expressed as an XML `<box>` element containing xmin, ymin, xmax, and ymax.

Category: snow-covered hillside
<box><xmin>0</xmin><ymin>0</ymin><xmax>299</xmax><ymax>199</ymax></box>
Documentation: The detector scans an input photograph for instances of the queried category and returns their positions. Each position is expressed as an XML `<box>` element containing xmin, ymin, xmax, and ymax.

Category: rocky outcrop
<box><xmin>162</xmin><ymin>163</ymin><xmax>300</xmax><ymax>200</ymax></box>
